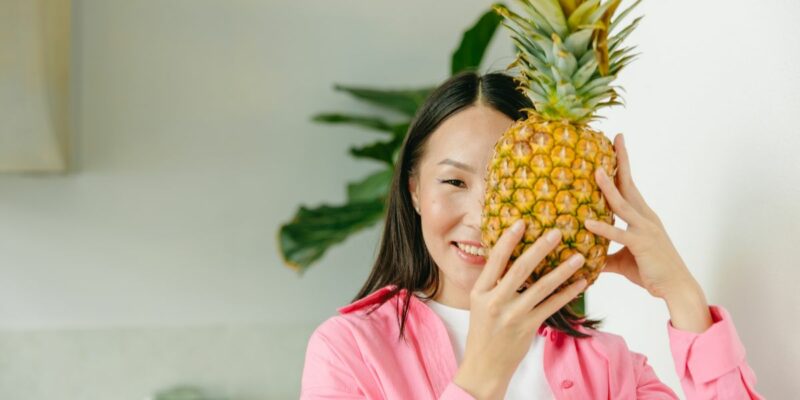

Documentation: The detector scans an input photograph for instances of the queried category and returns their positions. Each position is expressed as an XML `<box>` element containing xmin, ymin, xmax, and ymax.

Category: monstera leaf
<box><xmin>278</xmin><ymin>4</ymin><xmax>506</xmax><ymax>274</ymax></box>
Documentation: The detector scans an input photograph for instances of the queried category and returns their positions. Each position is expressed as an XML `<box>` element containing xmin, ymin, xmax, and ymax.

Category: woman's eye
<box><xmin>442</xmin><ymin>179</ymin><xmax>466</xmax><ymax>188</ymax></box>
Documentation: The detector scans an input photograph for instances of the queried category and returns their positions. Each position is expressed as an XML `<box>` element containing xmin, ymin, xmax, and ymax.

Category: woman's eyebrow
<box><xmin>437</xmin><ymin>158</ymin><xmax>476</xmax><ymax>174</ymax></box>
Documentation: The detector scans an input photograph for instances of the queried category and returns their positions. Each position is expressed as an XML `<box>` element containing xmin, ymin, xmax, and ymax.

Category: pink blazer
<box><xmin>301</xmin><ymin>285</ymin><xmax>763</xmax><ymax>399</ymax></box>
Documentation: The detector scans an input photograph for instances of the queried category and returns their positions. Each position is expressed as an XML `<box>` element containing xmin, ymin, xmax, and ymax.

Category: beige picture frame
<box><xmin>0</xmin><ymin>0</ymin><xmax>71</xmax><ymax>173</ymax></box>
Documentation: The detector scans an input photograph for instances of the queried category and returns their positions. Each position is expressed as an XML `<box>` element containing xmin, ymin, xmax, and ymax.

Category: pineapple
<box><xmin>482</xmin><ymin>0</ymin><xmax>642</xmax><ymax>292</ymax></box>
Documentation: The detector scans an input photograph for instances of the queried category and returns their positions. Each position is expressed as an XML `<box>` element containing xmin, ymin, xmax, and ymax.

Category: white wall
<box><xmin>0</xmin><ymin>0</ymin><xmax>797</xmax><ymax>398</ymax></box>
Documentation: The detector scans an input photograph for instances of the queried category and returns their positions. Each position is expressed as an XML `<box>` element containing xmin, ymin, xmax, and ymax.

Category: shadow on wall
<box><xmin>711</xmin><ymin>160</ymin><xmax>800</xmax><ymax>397</ymax></box>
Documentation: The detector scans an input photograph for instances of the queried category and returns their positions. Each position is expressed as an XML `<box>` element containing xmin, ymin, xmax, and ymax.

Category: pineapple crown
<box><xmin>494</xmin><ymin>0</ymin><xmax>643</xmax><ymax>124</ymax></box>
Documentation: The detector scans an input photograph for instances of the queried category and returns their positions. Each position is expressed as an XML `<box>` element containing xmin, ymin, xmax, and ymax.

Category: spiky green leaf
<box><xmin>552</xmin><ymin>36</ymin><xmax>578</xmax><ymax>77</ymax></box>
<box><xmin>558</xmin><ymin>0</ymin><xmax>580</xmax><ymax>17</ymax></box>
<box><xmin>609</xmin><ymin>53</ymin><xmax>638</xmax><ymax>75</ymax></box>
<box><xmin>523</xmin><ymin>87</ymin><xmax>549</xmax><ymax>104</ymax></box>
<box><xmin>512</xmin><ymin>0</ymin><xmax>556</xmax><ymax>34</ymax></box>
<box><xmin>577</xmin><ymin>75</ymin><xmax>615</xmax><ymax>95</ymax></box>
<box><xmin>564</xmin><ymin>29</ymin><xmax>594</xmax><ymax>58</ymax></box>
<box><xmin>578</xmin><ymin>45</ymin><xmax>597</xmax><ymax>66</ymax></box>
<box><xmin>528</xmin><ymin>0</ymin><xmax>569</xmax><ymax>38</ymax></box>
<box><xmin>567</xmin><ymin>0</ymin><xmax>599</xmax><ymax>31</ymax></box>
<box><xmin>572</xmin><ymin>57</ymin><xmax>598</xmax><ymax>88</ymax></box>
<box><xmin>609</xmin><ymin>15</ymin><xmax>643</xmax><ymax>52</ymax></box>
<box><xmin>610</xmin><ymin>0</ymin><xmax>643</xmax><ymax>32</ymax></box>
<box><xmin>587</xmin><ymin>0</ymin><xmax>621</xmax><ymax>25</ymax></box>
<box><xmin>609</xmin><ymin>45</ymin><xmax>637</xmax><ymax>65</ymax></box>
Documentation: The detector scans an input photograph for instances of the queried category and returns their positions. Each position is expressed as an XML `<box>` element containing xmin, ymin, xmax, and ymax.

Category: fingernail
<box><xmin>545</xmin><ymin>229</ymin><xmax>561</xmax><ymax>243</ymax></box>
<box><xmin>576</xmin><ymin>279</ymin><xmax>588</xmax><ymax>289</ymax></box>
<box><xmin>511</xmin><ymin>220</ymin><xmax>524</xmax><ymax>233</ymax></box>
<box><xmin>569</xmin><ymin>254</ymin><xmax>584</xmax><ymax>266</ymax></box>
<box><xmin>620</xmin><ymin>134</ymin><xmax>625</xmax><ymax>146</ymax></box>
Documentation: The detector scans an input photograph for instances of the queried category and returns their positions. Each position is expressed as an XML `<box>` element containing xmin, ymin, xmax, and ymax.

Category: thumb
<box><xmin>605</xmin><ymin>248</ymin><xmax>644</xmax><ymax>287</ymax></box>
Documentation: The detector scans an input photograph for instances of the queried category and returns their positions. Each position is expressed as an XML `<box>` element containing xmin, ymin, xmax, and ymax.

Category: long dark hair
<box><xmin>353</xmin><ymin>70</ymin><xmax>603</xmax><ymax>340</ymax></box>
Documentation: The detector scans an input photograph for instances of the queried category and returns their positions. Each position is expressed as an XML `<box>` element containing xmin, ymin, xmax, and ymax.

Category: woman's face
<box><xmin>409</xmin><ymin>104</ymin><xmax>515</xmax><ymax>309</ymax></box>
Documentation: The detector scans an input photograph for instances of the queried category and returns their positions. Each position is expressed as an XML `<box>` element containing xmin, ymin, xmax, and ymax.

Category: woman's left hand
<box><xmin>583</xmin><ymin>134</ymin><xmax>698</xmax><ymax>300</ymax></box>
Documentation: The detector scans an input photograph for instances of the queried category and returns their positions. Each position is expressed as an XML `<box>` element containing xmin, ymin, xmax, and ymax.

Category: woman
<box><xmin>300</xmin><ymin>71</ymin><xmax>763</xmax><ymax>399</ymax></box>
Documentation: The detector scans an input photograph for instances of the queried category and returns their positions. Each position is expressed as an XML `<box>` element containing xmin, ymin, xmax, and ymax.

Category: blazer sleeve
<box><xmin>300</xmin><ymin>318</ymin><xmax>478</xmax><ymax>400</ymax></box>
<box><xmin>666</xmin><ymin>305</ymin><xmax>765</xmax><ymax>399</ymax></box>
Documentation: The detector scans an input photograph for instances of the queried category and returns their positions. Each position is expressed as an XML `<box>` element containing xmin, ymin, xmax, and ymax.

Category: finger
<box><xmin>584</xmin><ymin>218</ymin><xmax>632</xmax><ymax>246</ymax></box>
<box><xmin>512</xmin><ymin>252</ymin><xmax>584</xmax><ymax>315</ymax></box>
<box><xmin>495</xmin><ymin>228</ymin><xmax>562</xmax><ymax>298</ymax></box>
<box><xmin>473</xmin><ymin>220</ymin><xmax>525</xmax><ymax>293</ymax></box>
<box><xmin>598</xmin><ymin>247</ymin><xmax>629</xmax><ymax>275</ymax></box>
<box><xmin>595</xmin><ymin>168</ymin><xmax>647</xmax><ymax>227</ymax></box>
<box><xmin>522</xmin><ymin>278</ymin><xmax>587</xmax><ymax>327</ymax></box>
<box><xmin>602</xmin><ymin>248</ymin><xmax>643</xmax><ymax>286</ymax></box>
<box><xmin>614</xmin><ymin>134</ymin><xmax>658</xmax><ymax>221</ymax></box>
<box><xmin>599</xmin><ymin>249</ymin><xmax>622</xmax><ymax>274</ymax></box>
<box><xmin>613</xmin><ymin>134</ymin><xmax>635</xmax><ymax>191</ymax></box>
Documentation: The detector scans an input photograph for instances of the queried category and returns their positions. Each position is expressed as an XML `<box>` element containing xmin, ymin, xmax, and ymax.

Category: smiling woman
<box><xmin>354</xmin><ymin>71</ymin><xmax>602</xmax><ymax>339</ymax></box>
<box><xmin>300</xmin><ymin>71</ymin><xmax>764</xmax><ymax>400</ymax></box>
<box><xmin>410</xmin><ymin>107</ymin><xmax>526</xmax><ymax>294</ymax></box>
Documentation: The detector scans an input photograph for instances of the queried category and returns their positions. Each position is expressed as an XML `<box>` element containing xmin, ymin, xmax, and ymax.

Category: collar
<box><xmin>337</xmin><ymin>284</ymin><xmax>399</xmax><ymax>314</ymax></box>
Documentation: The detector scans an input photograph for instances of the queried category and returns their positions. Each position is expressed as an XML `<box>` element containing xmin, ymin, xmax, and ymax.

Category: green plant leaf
<box><xmin>390</xmin><ymin>122</ymin><xmax>409</xmax><ymax>164</ymax></box>
<box><xmin>350</xmin><ymin>136</ymin><xmax>404</xmax><ymax>165</ymax></box>
<box><xmin>569</xmin><ymin>293</ymin><xmax>586</xmax><ymax>317</ymax></box>
<box><xmin>311</xmin><ymin>113</ymin><xmax>396</xmax><ymax>134</ymax></box>
<box><xmin>451</xmin><ymin>3</ymin><xmax>505</xmax><ymax>75</ymax></box>
<box><xmin>333</xmin><ymin>85</ymin><xmax>434</xmax><ymax>117</ymax></box>
<box><xmin>278</xmin><ymin>199</ymin><xmax>386</xmax><ymax>274</ymax></box>
<box><xmin>347</xmin><ymin>168</ymin><xmax>394</xmax><ymax>202</ymax></box>
<box><xmin>390</xmin><ymin>122</ymin><xmax>410</xmax><ymax>139</ymax></box>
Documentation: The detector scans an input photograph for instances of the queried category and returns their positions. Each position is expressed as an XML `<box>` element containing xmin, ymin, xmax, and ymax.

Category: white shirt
<box><xmin>417</xmin><ymin>294</ymin><xmax>555</xmax><ymax>399</ymax></box>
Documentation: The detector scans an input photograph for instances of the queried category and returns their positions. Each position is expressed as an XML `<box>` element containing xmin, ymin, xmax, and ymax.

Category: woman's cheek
<box><xmin>424</xmin><ymin>201</ymin><xmax>447</xmax><ymax>233</ymax></box>
<box><xmin>427</xmin><ymin>194</ymin><xmax>459</xmax><ymax>223</ymax></box>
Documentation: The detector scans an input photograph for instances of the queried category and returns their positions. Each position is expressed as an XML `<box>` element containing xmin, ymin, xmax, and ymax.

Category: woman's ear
<box><xmin>408</xmin><ymin>176</ymin><xmax>420</xmax><ymax>214</ymax></box>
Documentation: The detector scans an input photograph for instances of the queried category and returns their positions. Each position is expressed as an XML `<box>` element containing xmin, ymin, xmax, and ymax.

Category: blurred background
<box><xmin>1</xmin><ymin>0</ymin><xmax>798</xmax><ymax>399</ymax></box>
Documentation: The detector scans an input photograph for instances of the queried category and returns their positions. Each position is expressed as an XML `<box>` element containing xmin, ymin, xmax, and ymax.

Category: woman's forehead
<box><xmin>423</xmin><ymin>107</ymin><xmax>512</xmax><ymax>163</ymax></box>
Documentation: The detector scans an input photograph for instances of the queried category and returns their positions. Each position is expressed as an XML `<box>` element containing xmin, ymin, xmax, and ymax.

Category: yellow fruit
<box><xmin>481</xmin><ymin>0</ymin><xmax>641</xmax><ymax>290</ymax></box>
<box><xmin>483</xmin><ymin>0</ymin><xmax>642</xmax><ymax>292</ymax></box>
<box><xmin>482</xmin><ymin>111</ymin><xmax>616</xmax><ymax>291</ymax></box>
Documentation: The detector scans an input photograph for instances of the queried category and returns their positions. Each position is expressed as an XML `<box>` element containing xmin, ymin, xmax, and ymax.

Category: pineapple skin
<box><xmin>481</xmin><ymin>111</ymin><xmax>617</xmax><ymax>293</ymax></box>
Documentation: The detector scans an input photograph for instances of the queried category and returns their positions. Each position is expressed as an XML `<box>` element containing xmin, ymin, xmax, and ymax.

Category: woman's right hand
<box><xmin>452</xmin><ymin>220</ymin><xmax>588</xmax><ymax>400</ymax></box>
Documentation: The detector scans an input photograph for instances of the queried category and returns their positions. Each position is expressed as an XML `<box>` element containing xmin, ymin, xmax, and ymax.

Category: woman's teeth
<box><xmin>456</xmin><ymin>242</ymin><xmax>485</xmax><ymax>256</ymax></box>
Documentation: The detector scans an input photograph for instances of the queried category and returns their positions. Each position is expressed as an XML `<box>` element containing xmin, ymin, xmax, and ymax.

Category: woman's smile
<box><xmin>451</xmin><ymin>241</ymin><xmax>487</xmax><ymax>266</ymax></box>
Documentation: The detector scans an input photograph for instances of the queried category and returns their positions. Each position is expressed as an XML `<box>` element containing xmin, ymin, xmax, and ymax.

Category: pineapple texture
<box><xmin>481</xmin><ymin>112</ymin><xmax>617</xmax><ymax>291</ymax></box>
